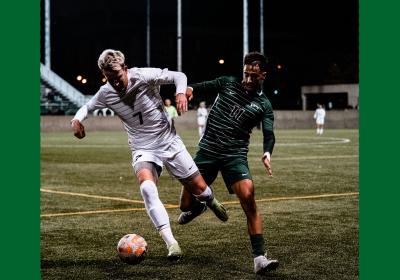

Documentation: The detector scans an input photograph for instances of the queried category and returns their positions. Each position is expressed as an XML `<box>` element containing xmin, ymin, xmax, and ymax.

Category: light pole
<box><xmin>177</xmin><ymin>0</ymin><xmax>182</xmax><ymax>71</ymax></box>
<box><xmin>146</xmin><ymin>0</ymin><xmax>151</xmax><ymax>67</ymax></box>
<box><xmin>45</xmin><ymin>0</ymin><xmax>51</xmax><ymax>68</ymax></box>
<box><xmin>243</xmin><ymin>0</ymin><xmax>249</xmax><ymax>59</ymax></box>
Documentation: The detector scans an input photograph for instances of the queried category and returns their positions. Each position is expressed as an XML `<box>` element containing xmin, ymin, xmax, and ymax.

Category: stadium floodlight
<box><xmin>82</xmin><ymin>79</ymin><xmax>87</xmax><ymax>84</ymax></box>
<box><xmin>219</xmin><ymin>59</ymin><xmax>225</xmax><ymax>64</ymax></box>
<box><xmin>76</xmin><ymin>75</ymin><xmax>82</xmax><ymax>81</ymax></box>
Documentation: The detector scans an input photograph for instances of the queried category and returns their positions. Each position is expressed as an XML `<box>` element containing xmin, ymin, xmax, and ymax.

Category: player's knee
<box><xmin>240</xmin><ymin>191</ymin><xmax>255</xmax><ymax>204</ymax></box>
<box><xmin>236</xmin><ymin>183</ymin><xmax>256</xmax><ymax>210</ymax></box>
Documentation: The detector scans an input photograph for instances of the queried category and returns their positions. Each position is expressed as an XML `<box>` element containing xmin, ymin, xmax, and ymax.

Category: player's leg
<box><xmin>132</xmin><ymin>153</ymin><xmax>182</xmax><ymax>261</ymax></box>
<box><xmin>231</xmin><ymin>179</ymin><xmax>279</xmax><ymax>274</ymax></box>
<box><xmin>198</xmin><ymin>125</ymin><xmax>203</xmax><ymax>137</ymax></box>
<box><xmin>221</xmin><ymin>159</ymin><xmax>278</xmax><ymax>274</ymax></box>
<box><xmin>164</xmin><ymin>138</ymin><xmax>227</xmax><ymax>222</ymax></box>
<box><xmin>179</xmin><ymin>171</ymin><xmax>228</xmax><ymax>223</ymax></box>
<box><xmin>177</xmin><ymin>182</ymin><xmax>207</xmax><ymax>224</ymax></box>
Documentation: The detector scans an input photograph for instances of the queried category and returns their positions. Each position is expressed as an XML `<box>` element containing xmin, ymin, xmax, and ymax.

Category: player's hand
<box><xmin>186</xmin><ymin>87</ymin><xmax>194</xmax><ymax>101</ymax></box>
<box><xmin>262</xmin><ymin>153</ymin><xmax>273</xmax><ymax>177</ymax></box>
<box><xmin>71</xmin><ymin>119</ymin><xmax>86</xmax><ymax>139</ymax></box>
<box><xmin>175</xmin><ymin>93</ymin><xmax>188</xmax><ymax>114</ymax></box>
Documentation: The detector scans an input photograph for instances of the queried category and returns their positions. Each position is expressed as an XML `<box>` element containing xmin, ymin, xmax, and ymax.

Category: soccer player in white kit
<box><xmin>313</xmin><ymin>103</ymin><xmax>326</xmax><ymax>135</ymax></box>
<box><xmin>70</xmin><ymin>49</ymin><xmax>228</xmax><ymax>261</ymax></box>
<box><xmin>196</xmin><ymin>101</ymin><xmax>208</xmax><ymax>137</ymax></box>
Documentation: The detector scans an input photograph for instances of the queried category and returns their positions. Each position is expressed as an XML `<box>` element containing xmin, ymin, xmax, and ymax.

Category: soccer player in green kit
<box><xmin>179</xmin><ymin>52</ymin><xmax>279</xmax><ymax>275</ymax></box>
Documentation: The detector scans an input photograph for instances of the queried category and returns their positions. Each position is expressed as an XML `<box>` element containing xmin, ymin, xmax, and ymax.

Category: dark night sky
<box><xmin>41</xmin><ymin>0</ymin><xmax>358</xmax><ymax>109</ymax></box>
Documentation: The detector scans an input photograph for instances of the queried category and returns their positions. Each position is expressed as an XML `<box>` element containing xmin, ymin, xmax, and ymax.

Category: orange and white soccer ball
<box><xmin>117</xmin><ymin>233</ymin><xmax>148</xmax><ymax>264</ymax></box>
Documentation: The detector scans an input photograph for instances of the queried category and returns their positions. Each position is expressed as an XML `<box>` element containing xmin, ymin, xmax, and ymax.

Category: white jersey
<box><xmin>313</xmin><ymin>108</ymin><xmax>326</xmax><ymax>124</ymax></box>
<box><xmin>197</xmin><ymin>107</ymin><xmax>208</xmax><ymax>126</ymax></box>
<box><xmin>73</xmin><ymin>67</ymin><xmax>187</xmax><ymax>151</ymax></box>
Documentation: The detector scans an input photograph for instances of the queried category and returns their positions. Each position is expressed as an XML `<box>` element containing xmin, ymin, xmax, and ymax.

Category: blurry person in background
<box><xmin>313</xmin><ymin>103</ymin><xmax>326</xmax><ymax>135</ymax></box>
<box><xmin>164</xmin><ymin>98</ymin><xmax>178</xmax><ymax>127</ymax></box>
<box><xmin>196</xmin><ymin>101</ymin><xmax>208</xmax><ymax>137</ymax></box>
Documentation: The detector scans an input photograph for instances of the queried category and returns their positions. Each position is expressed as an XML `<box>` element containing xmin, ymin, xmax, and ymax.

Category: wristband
<box><xmin>262</xmin><ymin>152</ymin><xmax>271</xmax><ymax>161</ymax></box>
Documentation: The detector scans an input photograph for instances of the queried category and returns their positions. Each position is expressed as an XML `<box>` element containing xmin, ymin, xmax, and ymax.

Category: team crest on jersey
<box><xmin>250</xmin><ymin>103</ymin><xmax>261</xmax><ymax>110</ymax></box>
<box><xmin>229</xmin><ymin>105</ymin><xmax>245</xmax><ymax>120</ymax></box>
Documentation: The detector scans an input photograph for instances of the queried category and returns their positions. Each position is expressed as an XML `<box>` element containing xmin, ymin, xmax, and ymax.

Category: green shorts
<box><xmin>194</xmin><ymin>150</ymin><xmax>252</xmax><ymax>194</ymax></box>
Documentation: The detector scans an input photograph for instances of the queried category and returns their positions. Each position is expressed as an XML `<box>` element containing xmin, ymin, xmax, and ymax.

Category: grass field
<box><xmin>41</xmin><ymin>129</ymin><xmax>358</xmax><ymax>280</ymax></box>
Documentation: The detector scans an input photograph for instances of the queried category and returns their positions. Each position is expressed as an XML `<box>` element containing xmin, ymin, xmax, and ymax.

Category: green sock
<box><xmin>250</xmin><ymin>234</ymin><xmax>265</xmax><ymax>257</ymax></box>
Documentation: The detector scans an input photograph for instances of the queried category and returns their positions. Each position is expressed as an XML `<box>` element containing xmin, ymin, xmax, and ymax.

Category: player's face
<box><xmin>103</xmin><ymin>65</ymin><xmax>129</xmax><ymax>93</ymax></box>
<box><xmin>242</xmin><ymin>64</ymin><xmax>266</xmax><ymax>93</ymax></box>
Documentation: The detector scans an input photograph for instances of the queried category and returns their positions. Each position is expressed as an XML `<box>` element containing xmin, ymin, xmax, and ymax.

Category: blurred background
<box><xmin>40</xmin><ymin>0</ymin><xmax>358</xmax><ymax>116</ymax></box>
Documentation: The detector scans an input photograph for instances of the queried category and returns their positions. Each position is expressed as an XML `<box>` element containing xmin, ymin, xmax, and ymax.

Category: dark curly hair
<box><xmin>243</xmin><ymin>52</ymin><xmax>268</xmax><ymax>72</ymax></box>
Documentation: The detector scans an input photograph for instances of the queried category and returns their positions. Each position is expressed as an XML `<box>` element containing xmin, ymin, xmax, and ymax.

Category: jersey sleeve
<box><xmin>261</xmin><ymin>101</ymin><xmax>275</xmax><ymax>155</ymax></box>
<box><xmin>189</xmin><ymin>76</ymin><xmax>236</xmax><ymax>95</ymax></box>
<box><xmin>72</xmin><ymin>90</ymin><xmax>107</xmax><ymax>122</ymax></box>
<box><xmin>142</xmin><ymin>68</ymin><xmax>187</xmax><ymax>94</ymax></box>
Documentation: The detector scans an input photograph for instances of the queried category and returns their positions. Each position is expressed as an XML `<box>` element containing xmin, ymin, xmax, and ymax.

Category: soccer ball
<box><xmin>117</xmin><ymin>233</ymin><xmax>148</xmax><ymax>265</ymax></box>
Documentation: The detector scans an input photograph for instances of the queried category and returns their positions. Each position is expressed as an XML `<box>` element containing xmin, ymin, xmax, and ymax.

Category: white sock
<box><xmin>159</xmin><ymin>227</ymin><xmax>178</xmax><ymax>248</ymax></box>
<box><xmin>198</xmin><ymin>127</ymin><xmax>203</xmax><ymax>137</ymax></box>
<box><xmin>320</xmin><ymin>128</ymin><xmax>324</xmax><ymax>134</ymax></box>
<box><xmin>193</xmin><ymin>186</ymin><xmax>213</xmax><ymax>202</ymax></box>
<box><xmin>140</xmin><ymin>180</ymin><xmax>170</xmax><ymax>231</ymax></box>
<box><xmin>254</xmin><ymin>255</ymin><xmax>266</xmax><ymax>262</ymax></box>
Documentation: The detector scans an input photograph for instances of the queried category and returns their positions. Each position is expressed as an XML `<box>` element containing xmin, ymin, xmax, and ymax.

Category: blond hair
<box><xmin>97</xmin><ymin>49</ymin><xmax>125</xmax><ymax>71</ymax></box>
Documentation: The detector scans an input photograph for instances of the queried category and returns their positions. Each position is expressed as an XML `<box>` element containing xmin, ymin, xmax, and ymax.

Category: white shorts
<box><xmin>197</xmin><ymin>117</ymin><xmax>206</xmax><ymax>126</ymax></box>
<box><xmin>131</xmin><ymin>136</ymin><xmax>199</xmax><ymax>180</ymax></box>
<box><xmin>316</xmin><ymin>118</ymin><xmax>325</xmax><ymax>125</ymax></box>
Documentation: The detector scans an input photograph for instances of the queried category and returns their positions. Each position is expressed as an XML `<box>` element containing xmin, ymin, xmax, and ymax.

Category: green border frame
<box><xmin>1</xmin><ymin>1</ymin><xmax>40</xmax><ymax>279</ymax></box>
<box><xmin>360</xmin><ymin>1</ymin><xmax>399</xmax><ymax>280</ymax></box>
<box><xmin>3</xmin><ymin>0</ymin><xmax>398</xmax><ymax>279</ymax></box>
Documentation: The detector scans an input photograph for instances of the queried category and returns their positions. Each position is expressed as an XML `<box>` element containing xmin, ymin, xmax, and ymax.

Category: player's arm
<box><xmin>70</xmin><ymin>92</ymin><xmax>106</xmax><ymax>139</ymax></box>
<box><xmin>185</xmin><ymin>77</ymin><xmax>226</xmax><ymax>110</ymax></box>
<box><xmin>144</xmin><ymin>68</ymin><xmax>188</xmax><ymax>114</ymax></box>
<box><xmin>168</xmin><ymin>70</ymin><xmax>188</xmax><ymax>114</ymax></box>
<box><xmin>188</xmin><ymin>77</ymin><xmax>223</xmax><ymax>97</ymax></box>
<box><xmin>71</xmin><ymin>114</ymin><xmax>86</xmax><ymax>139</ymax></box>
<box><xmin>261</xmin><ymin>103</ymin><xmax>275</xmax><ymax>176</ymax></box>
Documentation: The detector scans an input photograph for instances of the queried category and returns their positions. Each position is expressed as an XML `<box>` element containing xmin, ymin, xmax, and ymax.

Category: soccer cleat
<box><xmin>178</xmin><ymin>201</ymin><xmax>207</xmax><ymax>225</ymax></box>
<box><xmin>254</xmin><ymin>254</ymin><xmax>279</xmax><ymax>275</ymax></box>
<box><xmin>207</xmin><ymin>197</ymin><xmax>228</xmax><ymax>222</ymax></box>
<box><xmin>167</xmin><ymin>243</ymin><xmax>183</xmax><ymax>262</ymax></box>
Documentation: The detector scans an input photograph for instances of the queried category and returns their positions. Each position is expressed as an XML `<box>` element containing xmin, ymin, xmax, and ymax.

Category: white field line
<box><xmin>41</xmin><ymin>191</ymin><xmax>359</xmax><ymax>218</ymax></box>
<box><xmin>41</xmin><ymin>137</ymin><xmax>351</xmax><ymax>148</ymax></box>
<box><xmin>272</xmin><ymin>155</ymin><xmax>358</xmax><ymax>161</ymax></box>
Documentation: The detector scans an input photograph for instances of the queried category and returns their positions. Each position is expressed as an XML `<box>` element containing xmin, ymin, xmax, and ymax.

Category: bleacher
<box><xmin>40</xmin><ymin>63</ymin><xmax>92</xmax><ymax>115</ymax></box>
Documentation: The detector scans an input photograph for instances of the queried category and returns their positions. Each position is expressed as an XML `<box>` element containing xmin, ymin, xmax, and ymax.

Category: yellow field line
<box><xmin>41</xmin><ymin>188</ymin><xmax>146</xmax><ymax>204</ymax></box>
<box><xmin>223</xmin><ymin>192</ymin><xmax>359</xmax><ymax>205</ymax></box>
<box><xmin>41</xmin><ymin>192</ymin><xmax>358</xmax><ymax>218</ymax></box>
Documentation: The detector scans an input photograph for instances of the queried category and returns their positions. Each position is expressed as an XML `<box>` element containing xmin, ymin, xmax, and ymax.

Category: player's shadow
<box><xmin>41</xmin><ymin>257</ymin><xmax>287</xmax><ymax>279</ymax></box>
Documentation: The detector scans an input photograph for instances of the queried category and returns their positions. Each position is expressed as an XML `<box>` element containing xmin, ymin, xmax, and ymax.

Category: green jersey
<box><xmin>190</xmin><ymin>76</ymin><xmax>275</xmax><ymax>158</ymax></box>
<box><xmin>165</xmin><ymin>105</ymin><xmax>178</xmax><ymax>119</ymax></box>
